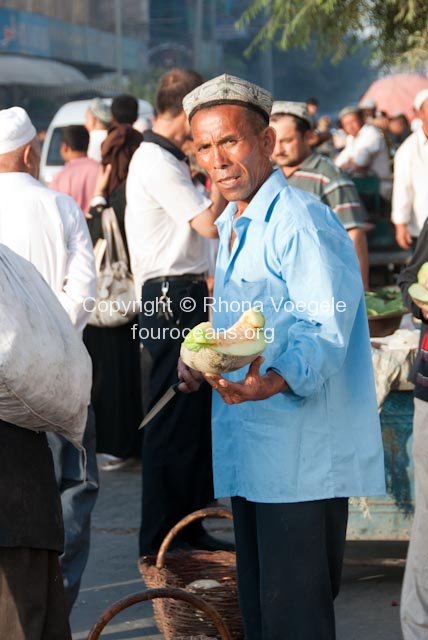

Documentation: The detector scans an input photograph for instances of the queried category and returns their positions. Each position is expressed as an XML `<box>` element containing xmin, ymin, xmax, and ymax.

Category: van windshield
<box><xmin>46</xmin><ymin>127</ymin><xmax>66</xmax><ymax>167</ymax></box>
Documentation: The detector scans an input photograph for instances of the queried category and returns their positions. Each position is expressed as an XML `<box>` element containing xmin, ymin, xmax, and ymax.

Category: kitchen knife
<box><xmin>138</xmin><ymin>382</ymin><xmax>181</xmax><ymax>429</ymax></box>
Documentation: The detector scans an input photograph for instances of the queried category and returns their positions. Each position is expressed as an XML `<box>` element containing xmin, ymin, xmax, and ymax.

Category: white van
<box><xmin>40</xmin><ymin>98</ymin><xmax>153</xmax><ymax>185</ymax></box>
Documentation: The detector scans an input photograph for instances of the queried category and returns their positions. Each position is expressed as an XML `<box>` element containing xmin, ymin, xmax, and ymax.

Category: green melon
<box><xmin>409</xmin><ymin>282</ymin><xmax>428</xmax><ymax>305</ymax></box>
<box><xmin>418</xmin><ymin>263</ymin><xmax>428</xmax><ymax>288</ymax></box>
<box><xmin>181</xmin><ymin>309</ymin><xmax>267</xmax><ymax>374</ymax></box>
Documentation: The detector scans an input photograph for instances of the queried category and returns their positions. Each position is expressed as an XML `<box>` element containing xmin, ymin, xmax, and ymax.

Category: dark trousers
<box><xmin>231</xmin><ymin>497</ymin><xmax>349</xmax><ymax>640</ymax></box>
<box><xmin>0</xmin><ymin>548</ymin><xmax>71</xmax><ymax>640</ymax></box>
<box><xmin>139</xmin><ymin>279</ymin><xmax>214</xmax><ymax>556</ymax></box>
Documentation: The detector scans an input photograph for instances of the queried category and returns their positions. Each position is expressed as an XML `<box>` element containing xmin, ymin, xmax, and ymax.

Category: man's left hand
<box><xmin>203</xmin><ymin>356</ymin><xmax>287</xmax><ymax>404</ymax></box>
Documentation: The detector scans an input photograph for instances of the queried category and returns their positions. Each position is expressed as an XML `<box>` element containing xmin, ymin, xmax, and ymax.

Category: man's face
<box><xmin>270</xmin><ymin>116</ymin><xmax>310</xmax><ymax>168</ymax></box>
<box><xmin>389</xmin><ymin>117</ymin><xmax>407</xmax><ymax>135</ymax></box>
<box><xmin>84</xmin><ymin>109</ymin><xmax>95</xmax><ymax>132</ymax></box>
<box><xmin>341</xmin><ymin>113</ymin><xmax>363</xmax><ymax>137</ymax></box>
<box><xmin>191</xmin><ymin>104</ymin><xmax>275</xmax><ymax>204</ymax></box>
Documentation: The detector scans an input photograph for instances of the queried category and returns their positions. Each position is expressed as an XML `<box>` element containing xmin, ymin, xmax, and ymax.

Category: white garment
<box><xmin>401</xmin><ymin>398</ymin><xmax>428</xmax><ymax>639</ymax></box>
<box><xmin>391</xmin><ymin>128</ymin><xmax>428</xmax><ymax>237</ymax></box>
<box><xmin>0</xmin><ymin>172</ymin><xmax>96</xmax><ymax>332</ymax></box>
<box><xmin>335</xmin><ymin>124</ymin><xmax>392</xmax><ymax>199</ymax></box>
<box><xmin>87</xmin><ymin>129</ymin><xmax>107</xmax><ymax>162</ymax></box>
<box><xmin>125</xmin><ymin>141</ymin><xmax>211</xmax><ymax>292</ymax></box>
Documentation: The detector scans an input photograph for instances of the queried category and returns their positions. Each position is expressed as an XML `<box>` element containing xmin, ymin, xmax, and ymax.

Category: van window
<box><xmin>46</xmin><ymin>127</ymin><xmax>66</xmax><ymax>167</ymax></box>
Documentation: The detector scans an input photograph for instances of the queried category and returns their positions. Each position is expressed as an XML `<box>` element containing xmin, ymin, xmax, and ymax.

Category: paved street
<box><xmin>71</xmin><ymin>466</ymin><xmax>405</xmax><ymax>640</ymax></box>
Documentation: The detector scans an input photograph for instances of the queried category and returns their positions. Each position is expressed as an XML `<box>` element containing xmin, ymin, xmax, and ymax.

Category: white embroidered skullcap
<box><xmin>0</xmin><ymin>107</ymin><xmax>37</xmax><ymax>154</ymax></box>
<box><xmin>414</xmin><ymin>89</ymin><xmax>428</xmax><ymax>111</ymax></box>
<box><xmin>270</xmin><ymin>101</ymin><xmax>312</xmax><ymax>127</ymax></box>
<box><xmin>183</xmin><ymin>73</ymin><xmax>273</xmax><ymax>122</ymax></box>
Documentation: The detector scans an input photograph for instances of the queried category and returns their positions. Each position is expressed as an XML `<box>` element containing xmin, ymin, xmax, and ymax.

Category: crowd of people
<box><xmin>0</xmin><ymin>70</ymin><xmax>427</xmax><ymax>640</ymax></box>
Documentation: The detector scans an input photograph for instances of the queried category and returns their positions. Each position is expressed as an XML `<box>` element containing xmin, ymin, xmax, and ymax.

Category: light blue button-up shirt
<box><xmin>211</xmin><ymin>169</ymin><xmax>385</xmax><ymax>503</ymax></box>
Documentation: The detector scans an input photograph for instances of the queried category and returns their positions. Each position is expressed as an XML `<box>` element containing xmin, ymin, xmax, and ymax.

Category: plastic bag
<box><xmin>0</xmin><ymin>245</ymin><xmax>92</xmax><ymax>446</ymax></box>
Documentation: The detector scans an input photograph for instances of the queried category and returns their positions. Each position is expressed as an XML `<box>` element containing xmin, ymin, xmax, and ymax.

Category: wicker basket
<box><xmin>138</xmin><ymin>507</ymin><xmax>243</xmax><ymax>639</ymax></box>
<box><xmin>86</xmin><ymin>586</ymin><xmax>232</xmax><ymax>640</ymax></box>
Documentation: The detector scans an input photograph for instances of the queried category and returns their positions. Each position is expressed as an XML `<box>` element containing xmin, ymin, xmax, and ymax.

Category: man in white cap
<box><xmin>178</xmin><ymin>74</ymin><xmax>385</xmax><ymax>639</ymax></box>
<box><xmin>335</xmin><ymin>105</ymin><xmax>392</xmax><ymax>204</ymax></box>
<box><xmin>0</xmin><ymin>106</ymin><xmax>97</xmax><ymax>624</ymax></box>
<box><xmin>391</xmin><ymin>89</ymin><xmax>428</xmax><ymax>250</ymax></box>
<box><xmin>85</xmin><ymin>97</ymin><xmax>112</xmax><ymax>162</ymax></box>
<box><xmin>270</xmin><ymin>101</ymin><xmax>370</xmax><ymax>289</ymax></box>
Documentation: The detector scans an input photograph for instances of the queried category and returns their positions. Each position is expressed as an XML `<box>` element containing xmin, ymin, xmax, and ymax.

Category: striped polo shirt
<box><xmin>286</xmin><ymin>152</ymin><xmax>368</xmax><ymax>229</ymax></box>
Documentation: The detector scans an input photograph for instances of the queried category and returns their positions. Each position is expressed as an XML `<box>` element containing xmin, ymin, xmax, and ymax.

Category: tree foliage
<box><xmin>237</xmin><ymin>0</ymin><xmax>428</xmax><ymax>68</ymax></box>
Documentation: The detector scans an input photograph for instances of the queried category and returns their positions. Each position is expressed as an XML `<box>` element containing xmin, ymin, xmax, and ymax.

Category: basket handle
<box><xmin>86</xmin><ymin>586</ymin><xmax>233</xmax><ymax>640</ymax></box>
<box><xmin>156</xmin><ymin>506</ymin><xmax>233</xmax><ymax>569</ymax></box>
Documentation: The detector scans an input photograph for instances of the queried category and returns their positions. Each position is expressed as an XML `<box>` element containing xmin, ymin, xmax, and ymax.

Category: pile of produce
<box><xmin>364</xmin><ymin>288</ymin><xmax>406</xmax><ymax>317</ymax></box>
<box><xmin>181</xmin><ymin>308</ymin><xmax>266</xmax><ymax>374</ymax></box>
<box><xmin>409</xmin><ymin>263</ymin><xmax>428</xmax><ymax>310</ymax></box>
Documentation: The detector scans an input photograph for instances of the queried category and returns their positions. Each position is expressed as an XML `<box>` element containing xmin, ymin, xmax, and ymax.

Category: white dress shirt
<box><xmin>125</xmin><ymin>141</ymin><xmax>211</xmax><ymax>292</ymax></box>
<box><xmin>0</xmin><ymin>172</ymin><xmax>96</xmax><ymax>332</ymax></box>
<box><xmin>391</xmin><ymin>128</ymin><xmax>428</xmax><ymax>237</ymax></box>
<box><xmin>335</xmin><ymin>124</ymin><xmax>392</xmax><ymax>199</ymax></box>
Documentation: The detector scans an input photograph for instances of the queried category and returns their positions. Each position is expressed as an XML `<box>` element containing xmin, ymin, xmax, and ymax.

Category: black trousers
<box><xmin>139</xmin><ymin>279</ymin><xmax>214</xmax><ymax>556</ymax></box>
<box><xmin>231</xmin><ymin>497</ymin><xmax>349</xmax><ymax>640</ymax></box>
<box><xmin>0</xmin><ymin>548</ymin><xmax>71</xmax><ymax>640</ymax></box>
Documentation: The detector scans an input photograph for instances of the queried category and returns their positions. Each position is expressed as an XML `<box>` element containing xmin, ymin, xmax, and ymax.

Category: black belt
<box><xmin>145</xmin><ymin>274</ymin><xmax>206</xmax><ymax>285</ymax></box>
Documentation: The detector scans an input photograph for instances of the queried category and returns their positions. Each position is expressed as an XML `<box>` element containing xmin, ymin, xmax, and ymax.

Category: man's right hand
<box><xmin>395</xmin><ymin>223</ymin><xmax>412</xmax><ymax>250</ymax></box>
<box><xmin>177</xmin><ymin>358</ymin><xmax>204</xmax><ymax>393</ymax></box>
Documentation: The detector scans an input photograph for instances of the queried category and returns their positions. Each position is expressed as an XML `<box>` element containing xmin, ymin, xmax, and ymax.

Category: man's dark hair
<box><xmin>111</xmin><ymin>94</ymin><xmax>139</xmax><ymax>124</ymax></box>
<box><xmin>306</xmin><ymin>97</ymin><xmax>319</xmax><ymax>107</ymax></box>
<box><xmin>246</xmin><ymin>109</ymin><xmax>268</xmax><ymax>134</ymax></box>
<box><xmin>61</xmin><ymin>125</ymin><xmax>89</xmax><ymax>152</ymax></box>
<box><xmin>270</xmin><ymin>113</ymin><xmax>311</xmax><ymax>135</ymax></box>
<box><xmin>156</xmin><ymin>68</ymin><xmax>203</xmax><ymax>116</ymax></box>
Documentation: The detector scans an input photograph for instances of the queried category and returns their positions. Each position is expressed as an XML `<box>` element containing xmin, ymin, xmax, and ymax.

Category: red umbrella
<box><xmin>360</xmin><ymin>73</ymin><xmax>428</xmax><ymax>121</ymax></box>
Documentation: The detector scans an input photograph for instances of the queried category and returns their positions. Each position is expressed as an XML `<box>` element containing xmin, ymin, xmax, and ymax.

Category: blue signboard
<box><xmin>0</xmin><ymin>8</ymin><xmax>145</xmax><ymax>72</ymax></box>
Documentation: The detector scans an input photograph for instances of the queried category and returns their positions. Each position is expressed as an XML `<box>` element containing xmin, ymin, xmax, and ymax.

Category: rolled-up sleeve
<box><xmin>269</xmin><ymin>227</ymin><xmax>363</xmax><ymax>397</ymax></box>
<box><xmin>59</xmin><ymin>199</ymin><xmax>96</xmax><ymax>332</ymax></box>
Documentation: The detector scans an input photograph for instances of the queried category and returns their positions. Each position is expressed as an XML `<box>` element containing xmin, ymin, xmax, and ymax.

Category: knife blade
<box><xmin>138</xmin><ymin>382</ymin><xmax>181</xmax><ymax>429</ymax></box>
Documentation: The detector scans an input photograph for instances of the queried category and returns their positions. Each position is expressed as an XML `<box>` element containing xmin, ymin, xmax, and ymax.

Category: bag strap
<box><xmin>101</xmin><ymin>208</ymin><xmax>129</xmax><ymax>267</ymax></box>
<box><xmin>93</xmin><ymin>238</ymin><xmax>108</xmax><ymax>274</ymax></box>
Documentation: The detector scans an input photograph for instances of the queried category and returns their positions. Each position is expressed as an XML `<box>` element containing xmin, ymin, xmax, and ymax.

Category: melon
<box><xmin>409</xmin><ymin>263</ymin><xmax>428</xmax><ymax>309</ymax></box>
<box><xmin>409</xmin><ymin>282</ymin><xmax>428</xmax><ymax>307</ymax></box>
<box><xmin>418</xmin><ymin>263</ymin><xmax>428</xmax><ymax>289</ymax></box>
<box><xmin>181</xmin><ymin>308</ymin><xmax>267</xmax><ymax>374</ymax></box>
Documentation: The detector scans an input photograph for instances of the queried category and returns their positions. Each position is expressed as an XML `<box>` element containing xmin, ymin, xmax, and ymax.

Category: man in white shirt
<box><xmin>0</xmin><ymin>107</ymin><xmax>98</xmax><ymax>618</ymax></box>
<box><xmin>391</xmin><ymin>89</ymin><xmax>428</xmax><ymax>250</ymax></box>
<box><xmin>335</xmin><ymin>106</ymin><xmax>392</xmax><ymax>202</ymax></box>
<box><xmin>126</xmin><ymin>68</ymin><xmax>226</xmax><ymax>555</ymax></box>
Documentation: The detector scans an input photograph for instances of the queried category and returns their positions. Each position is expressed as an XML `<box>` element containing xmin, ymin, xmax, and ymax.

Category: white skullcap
<box><xmin>271</xmin><ymin>101</ymin><xmax>312</xmax><ymax>127</ymax></box>
<box><xmin>0</xmin><ymin>107</ymin><xmax>37</xmax><ymax>155</ymax></box>
<box><xmin>414</xmin><ymin>89</ymin><xmax>428</xmax><ymax>111</ymax></box>
<box><xmin>358</xmin><ymin>97</ymin><xmax>376</xmax><ymax>109</ymax></box>
<box><xmin>183</xmin><ymin>73</ymin><xmax>273</xmax><ymax>122</ymax></box>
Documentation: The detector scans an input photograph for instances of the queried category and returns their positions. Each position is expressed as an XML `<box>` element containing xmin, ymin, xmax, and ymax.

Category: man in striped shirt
<box><xmin>270</xmin><ymin>101</ymin><xmax>370</xmax><ymax>288</ymax></box>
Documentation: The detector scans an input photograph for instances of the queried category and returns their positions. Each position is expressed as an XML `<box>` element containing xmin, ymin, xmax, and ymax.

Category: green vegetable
<box><xmin>364</xmin><ymin>288</ymin><xmax>405</xmax><ymax>317</ymax></box>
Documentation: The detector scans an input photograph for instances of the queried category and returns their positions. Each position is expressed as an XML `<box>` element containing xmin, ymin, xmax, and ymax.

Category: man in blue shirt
<box><xmin>178</xmin><ymin>74</ymin><xmax>385</xmax><ymax>640</ymax></box>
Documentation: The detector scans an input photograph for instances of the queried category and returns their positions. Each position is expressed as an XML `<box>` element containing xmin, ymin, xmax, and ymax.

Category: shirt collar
<box><xmin>416</xmin><ymin>127</ymin><xmax>428</xmax><ymax>145</ymax></box>
<box><xmin>0</xmin><ymin>171</ymin><xmax>39</xmax><ymax>185</ymax></box>
<box><xmin>143</xmin><ymin>129</ymin><xmax>187</xmax><ymax>162</ymax></box>
<box><xmin>216</xmin><ymin>168</ymin><xmax>286</xmax><ymax>228</ymax></box>
<box><xmin>297</xmin><ymin>151</ymin><xmax>319</xmax><ymax>171</ymax></box>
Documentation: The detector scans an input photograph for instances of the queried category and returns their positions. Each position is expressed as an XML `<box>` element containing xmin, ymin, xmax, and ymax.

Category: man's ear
<box><xmin>262</xmin><ymin>126</ymin><xmax>276</xmax><ymax>157</ymax></box>
<box><xmin>22</xmin><ymin>143</ymin><xmax>33</xmax><ymax>169</ymax></box>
